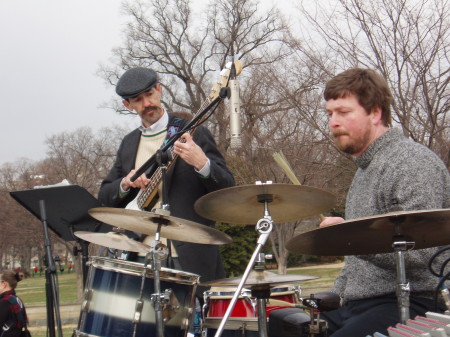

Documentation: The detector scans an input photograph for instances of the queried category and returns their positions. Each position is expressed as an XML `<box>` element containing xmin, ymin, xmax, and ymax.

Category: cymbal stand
<box><xmin>302</xmin><ymin>294</ymin><xmax>328</xmax><ymax>337</ymax></box>
<box><xmin>152</xmin><ymin>226</ymin><xmax>170</xmax><ymax>337</ymax></box>
<box><xmin>214</xmin><ymin>194</ymin><xmax>274</xmax><ymax>337</ymax></box>
<box><xmin>149</xmin><ymin>150</ymin><xmax>173</xmax><ymax>337</ymax></box>
<box><xmin>393</xmin><ymin>235</ymin><xmax>414</xmax><ymax>324</ymax></box>
<box><xmin>251</xmin><ymin>253</ymin><xmax>271</xmax><ymax>336</ymax></box>
<box><xmin>131</xmin><ymin>225</ymin><xmax>168</xmax><ymax>337</ymax></box>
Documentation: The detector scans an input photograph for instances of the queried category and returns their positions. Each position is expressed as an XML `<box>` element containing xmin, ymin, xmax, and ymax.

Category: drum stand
<box><xmin>214</xmin><ymin>185</ymin><xmax>275</xmax><ymax>337</ymax></box>
<box><xmin>302</xmin><ymin>295</ymin><xmax>329</xmax><ymax>337</ymax></box>
<box><xmin>393</xmin><ymin>235</ymin><xmax>414</xmax><ymax>324</ymax></box>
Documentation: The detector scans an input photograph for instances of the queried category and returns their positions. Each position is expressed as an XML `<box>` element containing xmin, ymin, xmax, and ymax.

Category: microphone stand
<box><xmin>129</xmin><ymin>73</ymin><xmax>229</xmax><ymax>336</ymax></box>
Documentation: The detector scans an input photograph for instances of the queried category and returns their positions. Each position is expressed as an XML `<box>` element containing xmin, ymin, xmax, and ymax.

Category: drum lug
<box><xmin>132</xmin><ymin>300</ymin><xmax>144</xmax><ymax>324</ymax></box>
<box><xmin>163</xmin><ymin>288</ymin><xmax>180</xmax><ymax>322</ymax></box>
<box><xmin>81</xmin><ymin>289</ymin><xmax>92</xmax><ymax>312</ymax></box>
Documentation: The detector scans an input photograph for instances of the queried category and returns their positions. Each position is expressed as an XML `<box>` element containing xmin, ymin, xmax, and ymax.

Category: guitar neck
<box><xmin>136</xmin><ymin>97</ymin><xmax>214</xmax><ymax>209</ymax></box>
<box><xmin>134</xmin><ymin>61</ymin><xmax>238</xmax><ymax>210</ymax></box>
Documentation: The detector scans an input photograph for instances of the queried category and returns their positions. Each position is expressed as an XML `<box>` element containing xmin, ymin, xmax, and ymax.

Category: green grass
<box><xmin>28</xmin><ymin>325</ymin><xmax>76</xmax><ymax>337</ymax></box>
<box><xmin>287</xmin><ymin>267</ymin><xmax>342</xmax><ymax>288</ymax></box>
<box><xmin>17</xmin><ymin>272</ymin><xmax>78</xmax><ymax>306</ymax></box>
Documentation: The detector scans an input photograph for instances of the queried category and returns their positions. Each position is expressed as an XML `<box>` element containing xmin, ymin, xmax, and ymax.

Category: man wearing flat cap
<box><xmin>98</xmin><ymin>67</ymin><xmax>234</xmax><ymax>298</ymax></box>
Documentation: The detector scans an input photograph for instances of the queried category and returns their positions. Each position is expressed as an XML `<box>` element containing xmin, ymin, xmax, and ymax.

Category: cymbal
<box><xmin>194</xmin><ymin>184</ymin><xmax>336</xmax><ymax>225</ymax></box>
<box><xmin>74</xmin><ymin>231</ymin><xmax>151</xmax><ymax>253</ymax></box>
<box><xmin>200</xmin><ymin>270</ymin><xmax>319</xmax><ymax>288</ymax></box>
<box><xmin>88</xmin><ymin>207</ymin><xmax>232</xmax><ymax>245</ymax></box>
<box><xmin>286</xmin><ymin>209</ymin><xmax>450</xmax><ymax>256</ymax></box>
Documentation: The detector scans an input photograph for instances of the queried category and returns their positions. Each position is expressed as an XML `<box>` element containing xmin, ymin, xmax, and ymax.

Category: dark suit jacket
<box><xmin>98</xmin><ymin>114</ymin><xmax>235</xmax><ymax>296</ymax></box>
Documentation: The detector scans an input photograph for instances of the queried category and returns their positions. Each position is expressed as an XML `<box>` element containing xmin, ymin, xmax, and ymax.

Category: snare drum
<box><xmin>204</xmin><ymin>287</ymin><xmax>255</xmax><ymax>318</ymax></box>
<box><xmin>203</xmin><ymin>287</ymin><xmax>258</xmax><ymax>337</ymax></box>
<box><xmin>74</xmin><ymin>256</ymin><xmax>199</xmax><ymax>337</ymax></box>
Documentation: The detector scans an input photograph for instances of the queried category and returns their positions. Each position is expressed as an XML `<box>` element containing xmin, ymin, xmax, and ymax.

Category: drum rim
<box><xmin>203</xmin><ymin>317</ymin><xmax>262</xmax><ymax>331</ymax></box>
<box><xmin>89</xmin><ymin>256</ymin><xmax>199</xmax><ymax>284</ymax></box>
<box><xmin>73</xmin><ymin>329</ymin><xmax>98</xmax><ymax>337</ymax></box>
<box><xmin>270</xmin><ymin>285</ymin><xmax>300</xmax><ymax>294</ymax></box>
<box><xmin>204</xmin><ymin>290</ymin><xmax>252</xmax><ymax>298</ymax></box>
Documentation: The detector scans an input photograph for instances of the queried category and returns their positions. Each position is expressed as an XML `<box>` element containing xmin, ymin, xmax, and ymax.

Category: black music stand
<box><xmin>10</xmin><ymin>185</ymin><xmax>110</xmax><ymax>281</ymax></box>
<box><xmin>10</xmin><ymin>185</ymin><xmax>110</xmax><ymax>337</ymax></box>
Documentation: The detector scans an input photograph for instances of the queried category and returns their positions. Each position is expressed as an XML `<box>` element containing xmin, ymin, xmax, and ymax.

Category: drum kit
<box><xmin>71</xmin><ymin>181</ymin><xmax>450</xmax><ymax>337</ymax></box>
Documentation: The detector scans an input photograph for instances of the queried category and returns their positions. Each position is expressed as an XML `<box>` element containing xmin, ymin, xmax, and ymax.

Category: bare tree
<box><xmin>294</xmin><ymin>0</ymin><xmax>450</xmax><ymax>165</ymax></box>
<box><xmin>0</xmin><ymin>126</ymin><xmax>127</xmax><ymax>299</ymax></box>
<box><xmin>97</xmin><ymin>0</ymin><xmax>324</xmax><ymax>273</ymax></box>
<box><xmin>98</xmin><ymin>0</ymin><xmax>293</xmax><ymax>151</ymax></box>
<box><xmin>0</xmin><ymin>160</ymin><xmax>45</xmax><ymax>272</ymax></box>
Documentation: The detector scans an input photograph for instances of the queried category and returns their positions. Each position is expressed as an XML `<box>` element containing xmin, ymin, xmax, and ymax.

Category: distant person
<box><xmin>0</xmin><ymin>270</ymin><xmax>29</xmax><ymax>337</ymax></box>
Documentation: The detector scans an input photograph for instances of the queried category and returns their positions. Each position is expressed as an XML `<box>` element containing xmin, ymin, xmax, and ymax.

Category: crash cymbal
<box><xmin>88</xmin><ymin>207</ymin><xmax>232</xmax><ymax>245</ymax></box>
<box><xmin>286</xmin><ymin>209</ymin><xmax>450</xmax><ymax>256</ymax></box>
<box><xmin>201</xmin><ymin>270</ymin><xmax>319</xmax><ymax>288</ymax></box>
<box><xmin>194</xmin><ymin>183</ymin><xmax>336</xmax><ymax>225</ymax></box>
<box><xmin>74</xmin><ymin>231</ymin><xmax>151</xmax><ymax>253</ymax></box>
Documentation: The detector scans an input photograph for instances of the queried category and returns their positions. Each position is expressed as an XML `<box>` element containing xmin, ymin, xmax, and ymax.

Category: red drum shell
<box><xmin>204</xmin><ymin>288</ymin><xmax>255</xmax><ymax>318</ymax></box>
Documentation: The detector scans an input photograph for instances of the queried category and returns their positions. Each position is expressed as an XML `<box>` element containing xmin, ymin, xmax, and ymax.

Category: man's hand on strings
<box><xmin>121</xmin><ymin>169</ymin><xmax>150</xmax><ymax>191</ymax></box>
<box><xmin>174</xmin><ymin>133</ymin><xmax>208</xmax><ymax>171</ymax></box>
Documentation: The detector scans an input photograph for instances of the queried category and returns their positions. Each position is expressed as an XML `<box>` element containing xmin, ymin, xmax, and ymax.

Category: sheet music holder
<box><xmin>10</xmin><ymin>184</ymin><xmax>112</xmax><ymax>289</ymax></box>
<box><xmin>10</xmin><ymin>184</ymin><xmax>110</xmax><ymax>241</ymax></box>
<box><xmin>10</xmin><ymin>185</ymin><xmax>110</xmax><ymax>337</ymax></box>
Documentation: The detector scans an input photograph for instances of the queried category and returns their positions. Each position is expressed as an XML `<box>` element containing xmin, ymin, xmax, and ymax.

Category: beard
<box><xmin>333</xmin><ymin>130</ymin><xmax>371</xmax><ymax>156</ymax></box>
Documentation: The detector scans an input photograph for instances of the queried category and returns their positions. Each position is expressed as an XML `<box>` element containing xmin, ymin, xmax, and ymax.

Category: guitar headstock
<box><xmin>209</xmin><ymin>60</ymin><xmax>243</xmax><ymax>101</ymax></box>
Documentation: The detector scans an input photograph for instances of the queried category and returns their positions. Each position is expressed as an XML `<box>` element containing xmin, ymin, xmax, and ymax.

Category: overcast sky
<box><xmin>0</xmin><ymin>0</ymin><xmax>297</xmax><ymax>167</ymax></box>
<box><xmin>0</xmin><ymin>0</ymin><xmax>139</xmax><ymax>166</ymax></box>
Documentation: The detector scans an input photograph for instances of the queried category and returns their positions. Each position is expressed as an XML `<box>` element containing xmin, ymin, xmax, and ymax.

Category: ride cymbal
<box><xmin>286</xmin><ymin>209</ymin><xmax>450</xmax><ymax>256</ymax></box>
<box><xmin>74</xmin><ymin>231</ymin><xmax>150</xmax><ymax>253</ymax></box>
<box><xmin>194</xmin><ymin>183</ymin><xmax>336</xmax><ymax>225</ymax></box>
<box><xmin>88</xmin><ymin>207</ymin><xmax>232</xmax><ymax>245</ymax></box>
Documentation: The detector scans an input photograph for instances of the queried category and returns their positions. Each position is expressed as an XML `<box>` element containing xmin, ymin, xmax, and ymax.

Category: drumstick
<box><xmin>266</xmin><ymin>298</ymin><xmax>303</xmax><ymax>308</ymax></box>
<box><xmin>272</xmin><ymin>151</ymin><xmax>325</xmax><ymax>221</ymax></box>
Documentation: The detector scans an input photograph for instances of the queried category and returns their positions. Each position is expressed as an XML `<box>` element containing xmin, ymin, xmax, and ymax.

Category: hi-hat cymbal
<box><xmin>88</xmin><ymin>207</ymin><xmax>232</xmax><ymax>245</ymax></box>
<box><xmin>74</xmin><ymin>231</ymin><xmax>151</xmax><ymax>253</ymax></box>
<box><xmin>201</xmin><ymin>270</ymin><xmax>319</xmax><ymax>288</ymax></box>
<box><xmin>194</xmin><ymin>184</ymin><xmax>336</xmax><ymax>225</ymax></box>
<box><xmin>286</xmin><ymin>209</ymin><xmax>450</xmax><ymax>256</ymax></box>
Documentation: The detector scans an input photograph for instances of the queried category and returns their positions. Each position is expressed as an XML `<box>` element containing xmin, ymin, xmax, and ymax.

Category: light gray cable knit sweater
<box><xmin>332</xmin><ymin>128</ymin><xmax>450</xmax><ymax>303</ymax></box>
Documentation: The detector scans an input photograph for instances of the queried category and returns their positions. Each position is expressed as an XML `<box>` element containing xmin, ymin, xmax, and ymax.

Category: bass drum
<box><xmin>74</xmin><ymin>256</ymin><xmax>199</xmax><ymax>337</ymax></box>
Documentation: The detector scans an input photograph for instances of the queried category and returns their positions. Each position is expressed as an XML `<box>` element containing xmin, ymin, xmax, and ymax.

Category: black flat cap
<box><xmin>116</xmin><ymin>67</ymin><xmax>159</xmax><ymax>99</ymax></box>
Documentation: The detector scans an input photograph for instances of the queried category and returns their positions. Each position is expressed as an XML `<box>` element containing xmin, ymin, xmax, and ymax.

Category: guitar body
<box><xmin>125</xmin><ymin>181</ymin><xmax>160</xmax><ymax>211</ymax></box>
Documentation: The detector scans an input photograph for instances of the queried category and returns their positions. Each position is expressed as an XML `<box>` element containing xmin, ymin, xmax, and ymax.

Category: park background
<box><xmin>0</xmin><ymin>0</ymin><xmax>449</xmax><ymax>334</ymax></box>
